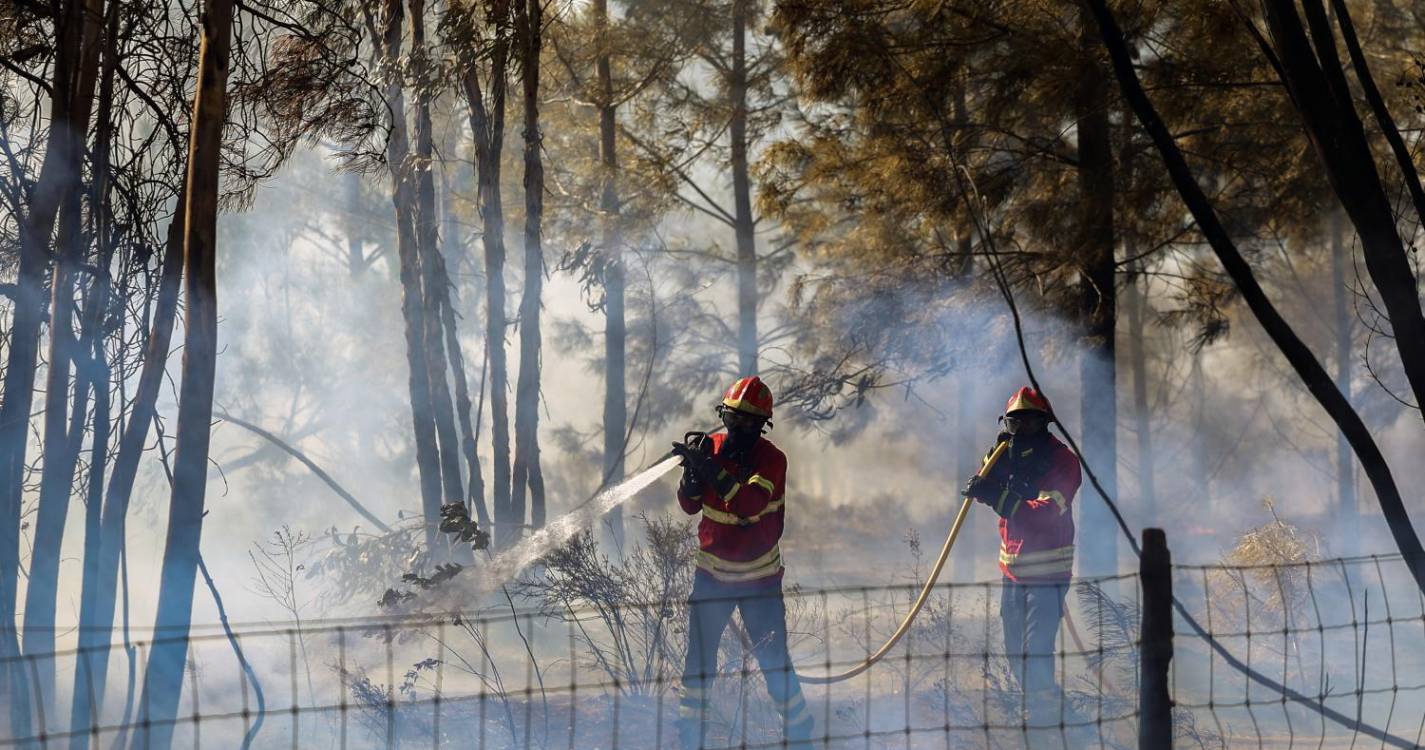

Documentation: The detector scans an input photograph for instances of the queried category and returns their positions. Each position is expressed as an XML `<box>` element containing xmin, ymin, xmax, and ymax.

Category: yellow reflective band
<box><xmin>748</xmin><ymin>473</ymin><xmax>776</xmax><ymax>494</ymax></box>
<box><xmin>701</xmin><ymin>499</ymin><xmax>784</xmax><ymax>526</ymax></box>
<box><xmin>677</xmin><ymin>705</ymin><xmax>698</xmax><ymax>718</ymax></box>
<box><xmin>999</xmin><ymin>545</ymin><xmax>1075</xmax><ymax>565</ymax></box>
<box><xmin>1040</xmin><ymin>489</ymin><xmax>1068</xmax><ymax>514</ymax></box>
<box><xmin>681</xmin><ymin>684</ymin><xmax>707</xmax><ymax>699</ymax></box>
<box><xmin>696</xmin><ymin>546</ymin><xmax>783</xmax><ymax>582</ymax></box>
<box><xmin>1004</xmin><ymin>559</ymin><xmax>1074</xmax><ymax>577</ymax></box>
<box><xmin>715</xmin><ymin>470</ymin><xmax>742</xmax><ymax>502</ymax></box>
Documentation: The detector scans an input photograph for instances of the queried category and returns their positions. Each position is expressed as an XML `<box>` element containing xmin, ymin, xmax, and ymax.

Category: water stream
<box><xmin>476</xmin><ymin>454</ymin><xmax>684</xmax><ymax>593</ymax></box>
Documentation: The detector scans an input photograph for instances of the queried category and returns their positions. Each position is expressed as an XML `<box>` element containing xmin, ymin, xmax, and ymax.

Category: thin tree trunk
<box><xmin>730</xmin><ymin>0</ymin><xmax>758</xmax><ymax>375</ymax></box>
<box><xmin>66</xmin><ymin>8</ymin><xmax>120</xmax><ymax>737</ymax></box>
<box><xmin>345</xmin><ymin>171</ymin><xmax>367</xmax><ymax>277</ymax></box>
<box><xmin>596</xmin><ymin>0</ymin><xmax>627</xmax><ymax>552</ymax></box>
<box><xmin>1330</xmin><ymin>211</ymin><xmax>1356</xmax><ymax>554</ymax></box>
<box><xmin>0</xmin><ymin>0</ymin><xmax>95</xmax><ymax>731</ymax></box>
<box><xmin>69</xmin><ymin>172</ymin><xmax>186</xmax><ymax>747</ymax></box>
<box><xmin>1262</xmin><ymin>0</ymin><xmax>1425</xmax><ymax>428</ymax></box>
<box><xmin>1190</xmin><ymin>349</ymin><xmax>1209</xmax><ymax>499</ymax></box>
<box><xmin>1087</xmin><ymin>0</ymin><xmax>1425</xmax><ymax>594</ymax></box>
<box><xmin>1126</xmin><ymin>266</ymin><xmax>1155</xmax><ymax>522</ymax></box>
<box><xmin>24</xmin><ymin>0</ymin><xmax>107</xmax><ymax>710</ymax></box>
<box><xmin>436</xmin><ymin>151</ymin><xmax>489</xmax><ymax>529</ymax></box>
<box><xmin>409</xmin><ymin>0</ymin><xmax>466</xmax><ymax>557</ymax></box>
<box><xmin>378</xmin><ymin>0</ymin><xmax>446</xmax><ymax>553</ymax></box>
<box><xmin>512</xmin><ymin>0</ymin><xmax>546</xmax><ymax>531</ymax></box>
<box><xmin>1074</xmin><ymin>1</ymin><xmax>1118</xmax><ymax>578</ymax></box>
<box><xmin>461</xmin><ymin>7</ymin><xmax>513</xmax><ymax>548</ymax></box>
<box><xmin>132</xmin><ymin>0</ymin><xmax>234</xmax><ymax>743</ymax></box>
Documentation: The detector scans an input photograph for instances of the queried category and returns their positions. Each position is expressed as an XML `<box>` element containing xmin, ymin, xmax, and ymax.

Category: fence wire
<box><xmin>2</xmin><ymin>553</ymin><xmax>1422</xmax><ymax>749</ymax></box>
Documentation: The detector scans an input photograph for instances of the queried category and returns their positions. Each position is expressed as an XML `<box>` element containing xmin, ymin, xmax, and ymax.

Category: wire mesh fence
<box><xmin>3</xmin><ymin>547</ymin><xmax>1424</xmax><ymax>748</ymax></box>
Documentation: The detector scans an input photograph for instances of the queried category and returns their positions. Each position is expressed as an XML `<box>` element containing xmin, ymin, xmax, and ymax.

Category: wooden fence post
<box><xmin>1140</xmin><ymin>527</ymin><xmax>1173</xmax><ymax>749</ymax></box>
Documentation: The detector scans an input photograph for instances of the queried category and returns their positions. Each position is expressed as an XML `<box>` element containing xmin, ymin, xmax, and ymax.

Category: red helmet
<box><xmin>721</xmin><ymin>375</ymin><xmax>773</xmax><ymax>419</ymax></box>
<box><xmin>1004</xmin><ymin>386</ymin><xmax>1052</xmax><ymax>417</ymax></box>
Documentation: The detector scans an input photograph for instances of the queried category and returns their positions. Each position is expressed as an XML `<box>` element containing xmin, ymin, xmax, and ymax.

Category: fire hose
<box><xmin>799</xmin><ymin>441</ymin><xmax>1008</xmax><ymax>685</ymax></box>
<box><xmin>798</xmin><ymin>441</ymin><xmax>1110</xmax><ymax>689</ymax></box>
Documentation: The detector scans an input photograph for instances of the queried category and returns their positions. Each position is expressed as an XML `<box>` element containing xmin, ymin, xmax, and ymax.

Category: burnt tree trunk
<box><xmin>1262</xmin><ymin>0</ymin><xmax>1425</xmax><ymax>428</ymax></box>
<box><xmin>379</xmin><ymin>0</ymin><xmax>446</xmax><ymax>553</ymax></box>
<box><xmin>67</xmin><ymin>7</ymin><xmax>122</xmax><ymax>738</ymax></box>
<box><xmin>1087</xmin><ymin>0</ymin><xmax>1425</xmax><ymax>595</ymax></box>
<box><xmin>132</xmin><ymin>0</ymin><xmax>234</xmax><ymax>743</ymax></box>
<box><xmin>24</xmin><ymin>0</ymin><xmax>107</xmax><ymax>710</ymax></box>
<box><xmin>69</xmin><ymin>172</ymin><xmax>186</xmax><ymax>746</ymax></box>
<box><xmin>511</xmin><ymin>0</ymin><xmax>547</xmax><ymax>530</ymax></box>
<box><xmin>409</xmin><ymin>0</ymin><xmax>466</xmax><ymax>549</ymax></box>
<box><xmin>461</xmin><ymin>5</ymin><xmax>514</xmax><ymax>548</ymax></box>
<box><xmin>596</xmin><ymin>0</ymin><xmax>627</xmax><ymax>551</ymax></box>
<box><xmin>1074</xmin><ymin>1</ymin><xmax>1118</xmax><ymax>578</ymax></box>
<box><xmin>730</xmin><ymin>0</ymin><xmax>758</xmax><ymax>375</ymax></box>
<box><xmin>0</xmin><ymin>0</ymin><xmax>98</xmax><ymax>730</ymax></box>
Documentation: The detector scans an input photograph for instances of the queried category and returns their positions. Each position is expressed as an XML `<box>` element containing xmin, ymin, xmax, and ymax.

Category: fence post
<box><xmin>1139</xmin><ymin>527</ymin><xmax>1173</xmax><ymax>749</ymax></box>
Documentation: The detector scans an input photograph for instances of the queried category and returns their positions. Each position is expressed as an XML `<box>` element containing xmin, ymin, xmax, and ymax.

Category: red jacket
<box><xmin>983</xmin><ymin>435</ymin><xmax>1080</xmax><ymax>583</ymax></box>
<box><xmin>677</xmin><ymin>433</ymin><xmax>787</xmax><ymax>587</ymax></box>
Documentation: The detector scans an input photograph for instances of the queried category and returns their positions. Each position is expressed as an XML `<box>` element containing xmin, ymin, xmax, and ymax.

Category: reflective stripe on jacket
<box><xmin>991</xmin><ymin>435</ymin><xmax>1080</xmax><ymax>583</ymax></box>
<box><xmin>677</xmin><ymin>433</ymin><xmax>788</xmax><ymax>586</ymax></box>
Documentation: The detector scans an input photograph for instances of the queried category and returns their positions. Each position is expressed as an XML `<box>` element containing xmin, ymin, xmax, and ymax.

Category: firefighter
<box><xmin>961</xmin><ymin>386</ymin><xmax>1082</xmax><ymax>730</ymax></box>
<box><xmin>669</xmin><ymin>376</ymin><xmax>815</xmax><ymax>750</ymax></box>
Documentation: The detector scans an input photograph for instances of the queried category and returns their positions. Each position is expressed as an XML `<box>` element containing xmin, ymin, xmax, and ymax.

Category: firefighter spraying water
<box><xmin>669</xmin><ymin>376</ymin><xmax>816</xmax><ymax>750</ymax></box>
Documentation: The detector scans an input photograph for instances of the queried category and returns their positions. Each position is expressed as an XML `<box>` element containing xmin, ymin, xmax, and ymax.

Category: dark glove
<box><xmin>671</xmin><ymin>432</ymin><xmax>718</xmax><ymax>486</ymax></box>
<box><xmin>962</xmin><ymin>475</ymin><xmax>1005</xmax><ymax>503</ymax></box>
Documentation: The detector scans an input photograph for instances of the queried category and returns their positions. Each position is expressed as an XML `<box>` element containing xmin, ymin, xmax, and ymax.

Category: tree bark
<box><xmin>461</xmin><ymin>5</ymin><xmax>513</xmax><ymax>548</ymax></box>
<box><xmin>24</xmin><ymin>0</ymin><xmax>108</xmax><ymax>710</ymax></box>
<box><xmin>1126</xmin><ymin>266</ymin><xmax>1155</xmax><ymax>522</ymax></box>
<box><xmin>596</xmin><ymin>0</ymin><xmax>627</xmax><ymax>552</ymax></box>
<box><xmin>66</xmin><ymin>7</ymin><xmax>121</xmax><ymax>737</ymax></box>
<box><xmin>132</xmin><ymin>0</ymin><xmax>234</xmax><ymax>743</ymax></box>
<box><xmin>409</xmin><ymin>0</ymin><xmax>467</xmax><ymax>555</ymax></box>
<box><xmin>1262</xmin><ymin>0</ymin><xmax>1425</xmax><ymax>429</ymax></box>
<box><xmin>1086</xmin><ymin>0</ymin><xmax>1425</xmax><ymax>594</ymax></box>
<box><xmin>378</xmin><ymin>0</ymin><xmax>446</xmax><ymax>553</ymax></box>
<box><xmin>1074</xmin><ymin>1</ymin><xmax>1118</xmax><ymax>578</ymax></box>
<box><xmin>0</xmin><ymin>0</ymin><xmax>99</xmax><ymax>731</ymax></box>
<box><xmin>730</xmin><ymin>0</ymin><xmax>758</xmax><ymax>375</ymax></box>
<box><xmin>1330</xmin><ymin>210</ymin><xmax>1356</xmax><ymax>554</ymax></box>
<box><xmin>69</xmin><ymin>172</ymin><xmax>185</xmax><ymax>747</ymax></box>
<box><xmin>511</xmin><ymin>0</ymin><xmax>547</xmax><ymax>531</ymax></box>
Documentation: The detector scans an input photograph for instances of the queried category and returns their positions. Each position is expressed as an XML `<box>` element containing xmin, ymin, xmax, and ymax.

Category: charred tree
<box><xmin>0</xmin><ymin>0</ymin><xmax>101</xmax><ymax>729</ymax></box>
<box><xmin>69</xmin><ymin>173</ymin><xmax>186</xmax><ymax>745</ymax></box>
<box><xmin>132</xmin><ymin>0</ymin><xmax>235</xmax><ymax>743</ymax></box>
<box><xmin>1086</xmin><ymin>0</ymin><xmax>1425</xmax><ymax>595</ymax></box>
<box><xmin>730</xmin><ymin>0</ymin><xmax>758</xmax><ymax>374</ymax></box>
<box><xmin>596</xmin><ymin>0</ymin><xmax>627</xmax><ymax>550</ymax></box>
<box><xmin>1259</xmin><ymin>0</ymin><xmax>1425</xmax><ymax>427</ymax></box>
<box><xmin>24</xmin><ymin>0</ymin><xmax>107</xmax><ymax>709</ymax></box>
<box><xmin>1074</xmin><ymin>2</ymin><xmax>1118</xmax><ymax>578</ymax></box>
<box><xmin>459</xmin><ymin>0</ymin><xmax>514</xmax><ymax>548</ymax></box>
<box><xmin>377</xmin><ymin>0</ymin><xmax>446</xmax><ymax>553</ymax></box>
<box><xmin>409</xmin><ymin>0</ymin><xmax>467</xmax><ymax>553</ymax></box>
<box><xmin>511</xmin><ymin>0</ymin><xmax>547</xmax><ymax>531</ymax></box>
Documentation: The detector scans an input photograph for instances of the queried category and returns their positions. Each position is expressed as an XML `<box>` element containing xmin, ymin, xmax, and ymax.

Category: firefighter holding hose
<box><xmin>669</xmin><ymin>375</ymin><xmax>815</xmax><ymax>750</ymax></box>
<box><xmin>962</xmin><ymin>386</ymin><xmax>1082</xmax><ymax>730</ymax></box>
